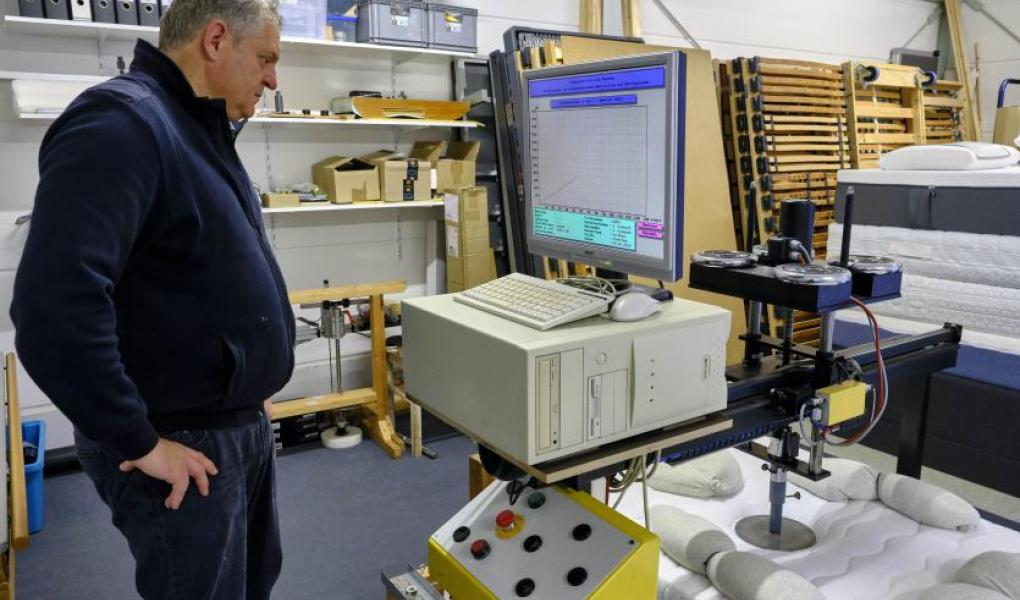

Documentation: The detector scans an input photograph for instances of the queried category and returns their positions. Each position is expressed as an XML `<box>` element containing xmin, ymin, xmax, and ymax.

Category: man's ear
<box><xmin>201</xmin><ymin>19</ymin><xmax>230</xmax><ymax>61</ymax></box>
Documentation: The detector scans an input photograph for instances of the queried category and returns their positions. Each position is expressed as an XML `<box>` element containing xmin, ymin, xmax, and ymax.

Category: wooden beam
<box><xmin>6</xmin><ymin>355</ymin><xmax>28</xmax><ymax>551</ymax></box>
<box><xmin>622</xmin><ymin>0</ymin><xmax>641</xmax><ymax>37</ymax></box>
<box><xmin>289</xmin><ymin>281</ymin><xmax>406</xmax><ymax>305</ymax></box>
<box><xmin>368</xmin><ymin>292</ymin><xmax>403</xmax><ymax>458</ymax></box>
<box><xmin>944</xmin><ymin>0</ymin><xmax>980</xmax><ymax>140</ymax></box>
<box><xmin>270</xmin><ymin>388</ymin><xmax>376</xmax><ymax>420</ymax></box>
<box><xmin>579</xmin><ymin>0</ymin><xmax>602</xmax><ymax>34</ymax></box>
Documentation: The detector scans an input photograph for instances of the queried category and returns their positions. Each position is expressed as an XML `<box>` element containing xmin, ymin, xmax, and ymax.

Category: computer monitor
<box><xmin>522</xmin><ymin>51</ymin><xmax>686</xmax><ymax>282</ymax></box>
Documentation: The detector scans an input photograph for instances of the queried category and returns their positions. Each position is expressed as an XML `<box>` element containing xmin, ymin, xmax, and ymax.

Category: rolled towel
<box><xmin>877</xmin><ymin>473</ymin><xmax>980</xmax><ymax>532</ymax></box>
<box><xmin>789</xmin><ymin>458</ymin><xmax>880</xmax><ymax>502</ymax></box>
<box><xmin>921</xmin><ymin>583</ymin><xmax>1011</xmax><ymax>600</ymax></box>
<box><xmin>650</xmin><ymin>505</ymin><xmax>736</xmax><ymax>575</ymax></box>
<box><xmin>956</xmin><ymin>551</ymin><xmax>1020</xmax><ymax>599</ymax></box>
<box><xmin>706</xmin><ymin>551</ymin><xmax>824</xmax><ymax>600</ymax></box>
<box><xmin>648</xmin><ymin>451</ymin><xmax>745</xmax><ymax>498</ymax></box>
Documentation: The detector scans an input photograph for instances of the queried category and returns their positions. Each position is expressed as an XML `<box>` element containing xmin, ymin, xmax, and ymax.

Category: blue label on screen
<box><xmin>533</xmin><ymin>208</ymin><xmax>636</xmax><ymax>251</ymax></box>
<box><xmin>529</xmin><ymin>67</ymin><xmax>666</xmax><ymax>98</ymax></box>
<box><xmin>550</xmin><ymin>94</ymin><xmax>638</xmax><ymax>109</ymax></box>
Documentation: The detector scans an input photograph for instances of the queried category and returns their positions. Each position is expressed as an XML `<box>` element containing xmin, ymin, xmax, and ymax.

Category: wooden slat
<box><xmin>6</xmin><ymin>355</ymin><xmax>28</xmax><ymax>551</ymax></box>
<box><xmin>853</xmin><ymin>103</ymin><xmax>915</xmax><ymax>119</ymax></box>
<box><xmin>760</xmin><ymin>85</ymin><xmax>844</xmax><ymax>98</ymax></box>
<box><xmin>757</xmin><ymin>75</ymin><xmax>845</xmax><ymax>90</ymax></box>
<box><xmin>923</xmin><ymin>96</ymin><xmax>965</xmax><ymax>109</ymax></box>
<box><xmin>758</xmin><ymin>57</ymin><xmax>842</xmax><ymax>70</ymax></box>
<box><xmin>762</xmin><ymin>94</ymin><xmax>846</xmax><ymax>107</ymax></box>
<box><xmin>763</xmin><ymin>104</ymin><xmax>847</xmax><ymax>115</ymax></box>
<box><xmin>289</xmin><ymin>280</ymin><xmax>406</xmax><ymax>304</ymax></box>
<box><xmin>772</xmin><ymin>163</ymin><xmax>842</xmax><ymax>173</ymax></box>
<box><xmin>770</xmin><ymin>143</ymin><xmax>847</xmax><ymax>152</ymax></box>
<box><xmin>854</xmin><ymin>87</ymin><xmax>904</xmax><ymax>101</ymax></box>
<box><xmin>271</xmin><ymin>388</ymin><xmax>377</xmax><ymax>420</ymax></box>
<box><xmin>769</xmin><ymin>154</ymin><xmax>845</xmax><ymax>164</ymax></box>
<box><xmin>858</xmin><ymin>132</ymin><xmax>918</xmax><ymax>144</ymax></box>
<box><xmin>758</xmin><ymin>64</ymin><xmax>842</xmax><ymax>81</ymax></box>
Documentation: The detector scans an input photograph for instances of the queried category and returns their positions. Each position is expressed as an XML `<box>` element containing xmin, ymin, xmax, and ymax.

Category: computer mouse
<box><xmin>609</xmin><ymin>293</ymin><xmax>662</xmax><ymax>322</ymax></box>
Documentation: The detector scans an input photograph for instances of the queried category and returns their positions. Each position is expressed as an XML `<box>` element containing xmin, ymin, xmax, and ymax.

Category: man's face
<box><xmin>209</xmin><ymin>21</ymin><xmax>281</xmax><ymax>121</ymax></box>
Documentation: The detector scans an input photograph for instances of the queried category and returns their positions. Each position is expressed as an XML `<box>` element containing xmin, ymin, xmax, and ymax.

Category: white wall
<box><xmin>960</xmin><ymin>0</ymin><xmax>1020</xmax><ymax>140</ymax></box>
<box><xmin>0</xmin><ymin>0</ymin><xmax>940</xmax><ymax>448</ymax></box>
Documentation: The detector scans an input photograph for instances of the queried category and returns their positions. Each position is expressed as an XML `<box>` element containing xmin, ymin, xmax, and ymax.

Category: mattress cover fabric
<box><xmin>860</xmin><ymin>274</ymin><xmax>1020</xmax><ymax>338</ymax></box>
<box><xmin>838</xmin><ymin>167</ymin><xmax>1020</xmax><ymax>188</ymax></box>
<box><xmin>827</xmin><ymin>224</ymin><xmax>1020</xmax><ymax>290</ymax></box>
<box><xmin>614</xmin><ymin>449</ymin><xmax>1020</xmax><ymax>600</ymax></box>
<box><xmin>878</xmin><ymin>143</ymin><xmax>1020</xmax><ymax>171</ymax></box>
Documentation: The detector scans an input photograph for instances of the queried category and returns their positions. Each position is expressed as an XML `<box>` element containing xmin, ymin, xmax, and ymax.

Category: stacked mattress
<box><xmin>614</xmin><ymin>449</ymin><xmax>1020</xmax><ymax>600</ymax></box>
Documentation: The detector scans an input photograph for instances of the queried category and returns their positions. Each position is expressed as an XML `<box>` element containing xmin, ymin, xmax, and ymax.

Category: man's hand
<box><xmin>119</xmin><ymin>438</ymin><xmax>218</xmax><ymax>510</ymax></box>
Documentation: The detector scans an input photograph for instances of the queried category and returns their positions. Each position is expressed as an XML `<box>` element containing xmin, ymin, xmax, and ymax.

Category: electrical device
<box><xmin>453</xmin><ymin>272</ymin><xmax>611</xmax><ymax>331</ymax></box>
<box><xmin>521</xmin><ymin>52</ymin><xmax>686</xmax><ymax>282</ymax></box>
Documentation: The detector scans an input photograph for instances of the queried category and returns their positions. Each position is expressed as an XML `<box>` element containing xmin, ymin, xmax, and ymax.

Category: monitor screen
<box><xmin>523</xmin><ymin>52</ymin><xmax>686</xmax><ymax>281</ymax></box>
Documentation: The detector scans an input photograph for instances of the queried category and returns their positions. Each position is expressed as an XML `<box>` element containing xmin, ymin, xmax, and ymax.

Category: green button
<box><xmin>527</xmin><ymin>491</ymin><xmax>546</xmax><ymax>509</ymax></box>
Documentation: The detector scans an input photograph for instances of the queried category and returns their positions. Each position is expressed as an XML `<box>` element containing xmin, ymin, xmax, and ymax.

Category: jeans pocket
<box><xmin>165</xmin><ymin>429</ymin><xmax>210</xmax><ymax>451</ymax></box>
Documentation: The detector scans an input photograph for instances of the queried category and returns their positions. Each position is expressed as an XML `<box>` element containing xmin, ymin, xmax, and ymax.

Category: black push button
<box><xmin>523</xmin><ymin>535</ymin><xmax>543</xmax><ymax>553</ymax></box>
<box><xmin>526</xmin><ymin>492</ymin><xmax>546</xmax><ymax>509</ymax></box>
<box><xmin>514</xmin><ymin>578</ymin><xmax>536</xmax><ymax>597</ymax></box>
<box><xmin>572</xmin><ymin>523</ymin><xmax>592</xmax><ymax>541</ymax></box>
<box><xmin>567</xmin><ymin>567</ymin><xmax>588</xmax><ymax>587</ymax></box>
<box><xmin>452</xmin><ymin>526</ymin><xmax>470</xmax><ymax>543</ymax></box>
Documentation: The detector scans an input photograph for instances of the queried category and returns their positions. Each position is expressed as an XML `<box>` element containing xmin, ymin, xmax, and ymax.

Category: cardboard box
<box><xmin>361</xmin><ymin>150</ymin><xmax>432</xmax><ymax>203</ymax></box>
<box><xmin>436</xmin><ymin>141</ymin><xmax>480</xmax><ymax>192</ymax></box>
<box><xmin>409</xmin><ymin>140</ymin><xmax>446</xmax><ymax>191</ymax></box>
<box><xmin>261</xmin><ymin>192</ymin><xmax>301</xmax><ymax>208</ymax></box>
<box><xmin>445</xmin><ymin>187</ymin><xmax>495</xmax><ymax>292</ymax></box>
<box><xmin>312</xmin><ymin>156</ymin><xmax>380</xmax><ymax>204</ymax></box>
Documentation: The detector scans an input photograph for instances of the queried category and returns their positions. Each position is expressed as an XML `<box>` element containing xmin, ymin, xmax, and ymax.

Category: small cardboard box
<box><xmin>409</xmin><ymin>140</ymin><xmax>447</xmax><ymax>191</ymax></box>
<box><xmin>436</xmin><ymin>141</ymin><xmax>480</xmax><ymax>192</ymax></box>
<box><xmin>312</xmin><ymin>156</ymin><xmax>380</xmax><ymax>204</ymax></box>
<box><xmin>261</xmin><ymin>192</ymin><xmax>301</xmax><ymax>208</ymax></box>
<box><xmin>361</xmin><ymin>150</ymin><xmax>432</xmax><ymax>203</ymax></box>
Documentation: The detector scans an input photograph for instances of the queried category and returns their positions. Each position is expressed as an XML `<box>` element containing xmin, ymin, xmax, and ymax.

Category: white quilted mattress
<box><xmin>864</xmin><ymin>274</ymin><xmax>1020</xmax><ymax>338</ymax></box>
<box><xmin>614</xmin><ymin>449</ymin><xmax>1020</xmax><ymax>600</ymax></box>
<box><xmin>827</xmin><ymin>223</ymin><xmax>1020</xmax><ymax>289</ymax></box>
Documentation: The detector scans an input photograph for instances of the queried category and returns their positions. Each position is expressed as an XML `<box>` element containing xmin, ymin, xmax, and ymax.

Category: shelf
<box><xmin>262</xmin><ymin>200</ymin><xmax>443</xmax><ymax>214</ymax></box>
<box><xmin>15</xmin><ymin>112</ymin><xmax>480</xmax><ymax>129</ymax></box>
<box><xmin>0</xmin><ymin>70</ymin><xmax>108</xmax><ymax>83</ymax></box>
<box><xmin>2</xmin><ymin>16</ymin><xmax>475</xmax><ymax>59</ymax></box>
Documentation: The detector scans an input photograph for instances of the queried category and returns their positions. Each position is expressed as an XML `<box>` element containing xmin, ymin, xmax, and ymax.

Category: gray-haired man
<box><xmin>11</xmin><ymin>0</ymin><xmax>293</xmax><ymax>597</ymax></box>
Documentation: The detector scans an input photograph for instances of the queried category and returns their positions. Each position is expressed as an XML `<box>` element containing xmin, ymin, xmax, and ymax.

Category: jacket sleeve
<box><xmin>11</xmin><ymin>91</ymin><xmax>162</xmax><ymax>461</ymax></box>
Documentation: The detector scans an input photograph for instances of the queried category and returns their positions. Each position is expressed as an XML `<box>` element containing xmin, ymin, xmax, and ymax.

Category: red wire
<box><xmin>835</xmin><ymin>297</ymin><xmax>885</xmax><ymax>444</ymax></box>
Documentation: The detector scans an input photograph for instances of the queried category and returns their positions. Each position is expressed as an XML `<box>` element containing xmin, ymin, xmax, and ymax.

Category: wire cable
<box><xmin>826</xmin><ymin>298</ymin><xmax>887</xmax><ymax>446</ymax></box>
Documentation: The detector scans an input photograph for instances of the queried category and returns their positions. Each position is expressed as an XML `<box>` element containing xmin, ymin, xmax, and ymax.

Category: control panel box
<box><xmin>403</xmin><ymin>294</ymin><xmax>729</xmax><ymax>466</ymax></box>
<box><xmin>428</xmin><ymin>481</ymin><xmax>658</xmax><ymax>599</ymax></box>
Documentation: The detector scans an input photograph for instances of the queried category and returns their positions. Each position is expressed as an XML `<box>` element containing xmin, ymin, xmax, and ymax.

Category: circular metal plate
<box><xmin>735</xmin><ymin>515</ymin><xmax>817</xmax><ymax>551</ymax></box>
<box><xmin>846</xmin><ymin>254</ymin><xmax>903</xmax><ymax>274</ymax></box>
<box><xmin>774</xmin><ymin>263</ymin><xmax>852</xmax><ymax>286</ymax></box>
<box><xmin>692</xmin><ymin>249</ymin><xmax>756</xmax><ymax>268</ymax></box>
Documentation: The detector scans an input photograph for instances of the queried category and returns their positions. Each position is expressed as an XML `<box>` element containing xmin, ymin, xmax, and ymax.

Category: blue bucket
<box><xmin>22</xmin><ymin>420</ymin><xmax>46</xmax><ymax>534</ymax></box>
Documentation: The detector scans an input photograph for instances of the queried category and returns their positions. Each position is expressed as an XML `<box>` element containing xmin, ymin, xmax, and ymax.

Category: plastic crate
<box><xmin>279</xmin><ymin>0</ymin><xmax>326</xmax><ymax>39</ymax></box>
<box><xmin>356</xmin><ymin>0</ymin><xmax>426</xmax><ymax>48</ymax></box>
<box><xmin>425</xmin><ymin>2</ymin><xmax>476</xmax><ymax>53</ymax></box>
<box><xmin>328</xmin><ymin>15</ymin><xmax>357</xmax><ymax>41</ymax></box>
<box><xmin>23</xmin><ymin>420</ymin><xmax>46</xmax><ymax>534</ymax></box>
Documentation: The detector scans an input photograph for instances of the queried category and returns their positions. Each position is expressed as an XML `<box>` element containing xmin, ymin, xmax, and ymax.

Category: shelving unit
<box><xmin>1</xmin><ymin>16</ymin><xmax>476</xmax><ymax>59</ymax></box>
<box><xmin>14</xmin><ymin>111</ymin><xmax>481</xmax><ymax>129</ymax></box>
<box><xmin>262</xmin><ymin>200</ymin><xmax>443</xmax><ymax>214</ymax></box>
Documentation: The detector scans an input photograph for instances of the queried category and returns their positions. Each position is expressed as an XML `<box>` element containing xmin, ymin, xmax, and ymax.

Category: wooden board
<box><xmin>271</xmin><ymin>388</ymin><xmax>377</xmax><ymax>419</ymax></box>
<box><xmin>289</xmin><ymin>280</ymin><xmax>407</xmax><ymax>304</ymax></box>
<box><xmin>350</xmin><ymin>97</ymin><xmax>470</xmax><ymax>121</ymax></box>
<box><xmin>945</xmin><ymin>0</ymin><xmax>980</xmax><ymax>140</ymax></box>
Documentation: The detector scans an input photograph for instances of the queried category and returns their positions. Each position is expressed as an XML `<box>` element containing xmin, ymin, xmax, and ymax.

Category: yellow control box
<box><xmin>819</xmin><ymin>380</ymin><xmax>868</xmax><ymax>426</ymax></box>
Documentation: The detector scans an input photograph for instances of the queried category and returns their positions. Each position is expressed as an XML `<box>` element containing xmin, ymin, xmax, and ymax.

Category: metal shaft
<box><xmin>768</xmin><ymin>469</ymin><xmax>788</xmax><ymax>534</ymax></box>
<box><xmin>820</xmin><ymin>312</ymin><xmax>836</xmax><ymax>354</ymax></box>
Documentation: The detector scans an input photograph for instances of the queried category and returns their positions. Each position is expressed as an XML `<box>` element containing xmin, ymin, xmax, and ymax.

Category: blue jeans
<box><xmin>74</xmin><ymin>415</ymin><xmax>282</xmax><ymax>600</ymax></box>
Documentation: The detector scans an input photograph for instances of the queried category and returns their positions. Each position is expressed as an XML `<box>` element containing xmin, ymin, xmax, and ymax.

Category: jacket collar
<box><xmin>129</xmin><ymin>39</ymin><xmax>231</xmax><ymax>125</ymax></box>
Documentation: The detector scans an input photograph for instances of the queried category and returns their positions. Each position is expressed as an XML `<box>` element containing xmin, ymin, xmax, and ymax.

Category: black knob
<box><xmin>526</xmin><ymin>491</ymin><xmax>546</xmax><ymax>510</ymax></box>
<box><xmin>523</xmin><ymin>535</ymin><xmax>542</xmax><ymax>553</ymax></box>
<box><xmin>566</xmin><ymin>567</ymin><xmax>588</xmax><ymax>587</ymax></box>
<box><xmin>470</xmin><ymin>539</ymin><xmax>490</xmax><ymax>560</ymax></box>
<box><xmin>572</xmin><ymin>523</ymin><xmax>592</xmax><ymax>541</ymax></box>
<box><xmin>452</xmin><ymin>526</ymin><xmax>470</xmax><ymax>543</ymax></box>
<box><xmin>514</xmin><ymin>578</ymin><xmax>536</xmax><ymax>597</ymax></box>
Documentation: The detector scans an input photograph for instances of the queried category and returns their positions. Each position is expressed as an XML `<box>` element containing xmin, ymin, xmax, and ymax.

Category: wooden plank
<box><xmin>758</xmin><ymin>64</ymin><xmax>842</xmax><ymax>81</ymax></box>
<box><xmin>770</xmin><ymin>143</ymin><xmax>849</xmax><ymax>152</ymax></box>
<box><xmin>289</xmin><ymin>281</ymin><xmax>406</xmax><ymax>304</ymax></box>
<box><xmin>853</xmin><ymin>103</ymin><xmax>915</xmax><ymax>119</ymax></box>
<box><xmin>923</xmin><ymin>96</ymin><xmax>965</xmax><ymax>109</ymax></box>
<box><xmin>763</xmin><ymin>114</ymin><xmax>843</xmax><ymax>124</ymax></box>
<box><xmin>761</xmin><ymin>85</ymin><xmax>845</xmax><ymax>98</ymax></box>
<box><xmin>758</xmin><ymin>57</ymin><xmax>841</xmax><ymax>70</ymax></box>
<box><xmin>769</xmin><ymin>154</ymin><xmax>845</xmax><ymax>164</ymax></box>
<box><xmin>766</xmin><ymin>134</ymin><xmax>840</xmax><ymax>143</ymax></box>
<box><xmin>578</xmin><ymin>0</ymin><xmax>602</xmax><ymax>34</ymax></box>
<box><xmin>762</xmin><ymin>104</ymin><xmax>846</xmax><ymax>115</ymax></box>
<box><xmin>757</xmin><ymin>76</ymin><xmax>844</xmax><ymax>90</ymax></box>
<box><xmin>468</xmin><ymin>453</ymin><xmax>495</xmax><ymax>499</ymax></box>
<box><xmin>934</xmin><ymin>80</ymin><xmax>963</xmax><ymax>91</ymax></box>
<box><xmin>622</xmin><ymin>0</ymin><xmax>641</xmax><ymax>37</ymax></box>
<box><xmin>271</xmin><ymin>388</ymin><xmax>376</xmax><ymax>419</ymax></box>
<box><xmin>858</xmin><ymin>132</ymin><xmax>918</xmax><ymax>144</ymax></box>
<box><xmin>762</xmin><ymin>94</ymin><xmax>846</xmax><ymax>106</ymax></box>
<box><xmin>368</xmin><ymin>291</ymin><xmax>402</xmax><ymax>458</ymax></box>
<box><xmin>855</xmin><ymin>88</ymin><xmax>905</xmax><ymax>101</ymax></box>
<box><xmin>945</xmin><ymin>0</ymin><xmax>980</xmax><ymax>140</ymax></box>
<box><xmin>772</xmin><ymin>163</ymin><xmax>842</xmax><ymax>173</ymax></box>
<box><xmin>409</xmin><ymin>400</ymin><xmax>422</xmax><ymax>458</ymax></box>
<box><xmin>6</xmin><ymin>355</ymin><xmax>28</xmax><ymax>551</ymax></box>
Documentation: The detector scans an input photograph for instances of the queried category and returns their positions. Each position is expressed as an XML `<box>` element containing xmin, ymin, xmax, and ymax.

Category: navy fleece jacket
<box><xmin>11</xmin><ymin>40</ymin><xmax>295</xmax><ymax>461</ymax></box>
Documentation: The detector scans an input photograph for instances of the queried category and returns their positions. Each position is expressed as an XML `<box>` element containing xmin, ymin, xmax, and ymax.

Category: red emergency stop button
<box><xmin>496</xmin><ymin>510</ymin><xmax>516</xmax><ymax>530</ymax></box>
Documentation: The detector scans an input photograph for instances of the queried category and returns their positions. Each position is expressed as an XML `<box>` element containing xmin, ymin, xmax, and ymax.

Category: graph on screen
<box><xmin>530</xmin><ymin>105</ymin><xmax>648</xmax><ymax>217</ymax></box>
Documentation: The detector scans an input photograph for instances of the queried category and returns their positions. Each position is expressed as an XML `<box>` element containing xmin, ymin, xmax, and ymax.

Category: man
<box><xmin>10</xmin><ymin>0</ymin><xmax>294</xmax><ymax>597</ymax></box>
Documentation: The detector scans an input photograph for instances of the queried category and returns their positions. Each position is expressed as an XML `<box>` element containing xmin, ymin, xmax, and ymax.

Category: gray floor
<box><xmin>18</xmin><ymin>435</ymin><xmax>477</xmax><ymax>600</ymax></box>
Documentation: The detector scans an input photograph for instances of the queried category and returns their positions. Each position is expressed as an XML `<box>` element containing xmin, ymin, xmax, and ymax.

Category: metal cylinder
<box><xmin>768</xmin><ymin>469</ymin><xmax>788</xmax><ymax>534</ymax></box>
<box><xmin>840</xmin><ymin>186</ymin><xmax>856</xmax><ymax>268</ymax></box>
<box><xmin>820</xmin><ymin>312</ymin><xmax>836</xmax><ymax>353</ymax></box>
<box><xmin>780</xmin><ymin>199</ymin><xmax>816</xmax><ymax>253</ymax></box>
<box><xmin>748</xmin><ymin>301</ymin><xmax>762</xmax><ymax>335</ymax></box>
